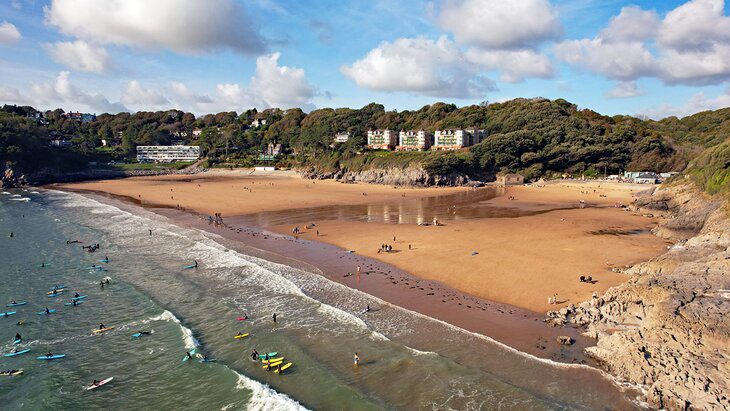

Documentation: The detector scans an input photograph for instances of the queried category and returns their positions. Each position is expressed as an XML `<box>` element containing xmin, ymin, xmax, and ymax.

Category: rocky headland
<box><xmin>547</xmin><ymin>181</ymin><xmax>729</xmax><ymax>410</ymax></box>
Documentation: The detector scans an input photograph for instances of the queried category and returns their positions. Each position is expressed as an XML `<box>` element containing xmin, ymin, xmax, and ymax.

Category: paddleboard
<box><xmin>182</xmin><ymin>348</ymin><xmax>197</xmax><ymax>362</ymax></box>
<box><xmin>233</xmin><ymin>333</ymin><xmax>249</xmax><ymax>339</ymax></box>
<box><xmin>274</xmin><ymin>362</ymin><xmax>293</xmax><ymax>373</ymax></box>
<box><xmin>0</xmin><ymin>370</ymin><xmax>23</xmax><ymax>376</ymax></box>
<box><xmin>37</xmin><ymin>354</ymin><xmax>65</xmax><ymax>360</ymax></box>
<box><xmin>47</xmin><ymin>292</ymin><xmax>64</xmax><ymax>297</ymax></box>
<box><xmin>4</xmin><ymin>349</ymin><xmax>30</xmax><ymax>357</ymax></box>
<box><xmin>98</xmin><ymin>259</ymin><xmax>111</xmax><ymax>263</ymax></box>
<box><xmin>258</xmin><ymin>352</ymin><xmax>277</xmax><ymax>359</ymax></box>
<box><xmin>92</xmin><ymin>327</ymin><xmax>114</xmax><ymax>334</ymax></box>
<box><xmin>49</xmin><ymin>285</ymin><xmax>65</xmax><ymax>290</ymax></box>
<box><xmin>182</xmin><ymin>264</ymin><xmax>197</xmax><ymax>269</ymax></box>
<box><xmin>85</xmin><ymin>377</ymin><xmax>113</xmax><ymax>391</ymax></box>
<box><xmin>2</xmin><ymin>311</ymin><xmax>17</xmax><ymax>317</ymax></box>
<box><xmin>6</xmin><ymin>302</ymin><xmax>27</xmax><ymax>307</ymax></box>
<box><xmin>47</xmin><ymin>289</ymin><xmax>66</xmax><ymax>295</ymax></box>
<box><xmin>13</xmin><ymin>339</ymin><xmax>21</xmax><ymax>344</ymax></box>
<box><xmin>261</xmin><ymin>357</ymin><xmax>284</xmax><ymax>364</ymax></box>
<box><xmin>36</xmin><ymin>309</ymin><xmax>56</xmax><ymax>315</ymax></box>
<box><xmin>262</xmin><ymin>361</ymin><xmax>283</xmax><ymax>369</ymax></box>
<box><xmin>65</xmin><ymin>301</ymin><xmax>84</xmax><ymax>306</ymax></box>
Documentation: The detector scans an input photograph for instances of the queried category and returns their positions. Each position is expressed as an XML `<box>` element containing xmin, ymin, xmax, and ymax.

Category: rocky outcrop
<box><xmin>298</xmin><ymin>166</ymin><xmax>479</xmax><ymax>187</ymax></box>
<box><xmin>547</xmin><ymin>182</ymin><xmax>729</xmax><ymax>411</ymax></box>
<box><xmin>2</xmin><ymin>165</ymin><xmax>204</xmax><ymax>188</ymax></box>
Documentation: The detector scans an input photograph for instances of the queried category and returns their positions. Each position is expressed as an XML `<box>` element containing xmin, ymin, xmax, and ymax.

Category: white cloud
<box><xmin>44</xmin><ymin>0</ymin><xmax>265</xmax><ymax>55</ymax></box>
<box><xmin>121</xmin><ymin>80</ymin><xmax>169</xmax><ymax>107</ymax></box>
<box><xmin>249</xmin><ymin>52</ymin><xmax>316</xmax><ymax>109</ymax></box>
<box><xmin>0</xmin><ymin>86</ymin><xmax>26</xmax><ymax>103</ymax></box>
<box><xmin>437</xmin><ymin>0</ymin><xmax>562</xmax><ymax>49</ymax></box>
<box><xmin>606</xmin><ymin>81</ymin><xmax>643</xmax><ymax>98</ymax></box>
<box><xmin>640</xmin><ymin>88</ymin><xmax>730</xmax><ymax>119</ymax></box>
<box><xmin>465</xmin><ymin>48</ymin><xmax>553</xmax><ymax>83</ymax></box>
<box><xmin>170</xmin><ymin>81</ymin><xmax>214</xmax><ymax>109</ymax></box>
<box><xmin>43</xmin><ymin>40</ymin><xmax>109</xmax><ymax>73</ymax></box>
<box><xmin>341</xmin><ymin>36</ymin><xmax>494</xmax><ymax>98</ymax></box>
<box><xmin>24</xmin><ymin>71</ymin><xmax>127</xmax><ymax>113</ymax></box>
<box><xmin>557</xmin><ymin>1</ymin><xmax>730</xmax><ymax>87</ymax></box>
<box><xmin>0</xmin><ymin>21</ymin><xmax>21</xmax><ymax>44</ymax></box>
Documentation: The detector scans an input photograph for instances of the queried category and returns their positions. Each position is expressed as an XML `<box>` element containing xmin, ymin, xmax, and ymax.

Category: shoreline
<box><xmin>62</xmin><ymin>187</ymin><xmax>596</xmax><ymax>364</ymax></box>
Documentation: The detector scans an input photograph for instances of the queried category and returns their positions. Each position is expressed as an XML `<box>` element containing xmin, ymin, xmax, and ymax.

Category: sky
<box><xmin>1</xmin><ymin>0</ymin><xmax>730</xmax><ymax>119</ymax></box>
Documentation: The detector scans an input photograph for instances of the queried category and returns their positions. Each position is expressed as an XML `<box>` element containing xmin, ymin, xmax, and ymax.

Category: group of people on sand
<box><xmin>377</xmin><ymin>244</ymin><xmax>393</xmax><ymax>253</ymax></box>
<box><xmin>207</xmin><ymin>213</ymin><xmax>224</xmax><ymax>226</ymax></box>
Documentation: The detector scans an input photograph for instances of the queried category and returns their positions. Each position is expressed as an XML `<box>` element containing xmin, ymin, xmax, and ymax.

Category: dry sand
<box><xmin>60</xmin><ymin>171</ymin><xmax>669</xmax><ymax>313</ymax></box>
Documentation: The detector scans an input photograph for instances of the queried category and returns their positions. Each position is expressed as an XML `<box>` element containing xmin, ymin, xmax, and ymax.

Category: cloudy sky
<box><xmin>1</xmin><ymin>0</ymin><xmax>730</xmax><ymax>119</ymax></box>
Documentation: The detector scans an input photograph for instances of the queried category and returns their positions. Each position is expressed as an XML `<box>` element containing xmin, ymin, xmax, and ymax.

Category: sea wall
<box><xmin>298</xmin><ymin>166</ymin><xmax>477</xmax><ymax>187</ymax></box>
<box><xmin>1</xmin><ymin>165</ymin><xmax>204</xmax><ymax>188</ymax></box>
<box><xmin>546</xmin><ymin>182</ymin><xmax>729</xmax><ymax>410</ymax></box>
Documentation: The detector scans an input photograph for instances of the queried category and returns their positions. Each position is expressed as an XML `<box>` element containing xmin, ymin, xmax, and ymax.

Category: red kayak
<box><xmin>236</xmin><ymin>317</ymin><xmax>248</xmax><ymax>321</ymax></box>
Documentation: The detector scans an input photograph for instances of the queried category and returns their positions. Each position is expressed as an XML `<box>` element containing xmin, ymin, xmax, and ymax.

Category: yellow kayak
<box><xmin>261</xmin><ymin>357</ymin><xmax>283</xmax><ymax>364</ymax></box>
<box><xmin>262</xmin><ymin>360</ymin><xmax>283</xmax><ymax>369</ymax></box>
<box><xmin>92</xmin><ymin>327</ymin><xmax>114</xmax><ymax>334</ymax></box>
<box><xmin>233</xmin><ymin>333</ymin><xmax>249</xmax><ymax>339</ymax></box>
<box><xmin>275</xmin><ymin>362</ymin><xmax>293</xmax><ymax>373</ymax></box>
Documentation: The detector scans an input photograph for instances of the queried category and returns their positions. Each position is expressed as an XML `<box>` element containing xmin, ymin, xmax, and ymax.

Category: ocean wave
<box><xmin>148</xmin><ymin>310</ymin><xmax>199</xmax><ymax>349</ymax></box>
<box><xmin>234</xmin><ymin>373</ymin><xmax>308</xmax><ymax>411</ymax></box>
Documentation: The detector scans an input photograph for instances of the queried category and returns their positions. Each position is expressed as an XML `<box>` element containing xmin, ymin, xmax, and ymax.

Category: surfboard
<box><xmin>233</xmin><ymin>333</ymin><xmax>249</xmax><ymax>339</ymax></box>
<box><xmin>65</xmin><ymin>301</ymin><xmax>84</xmax><ymax>306</ymax></box>
<box><xmin>37</xmin><ymin>354</ymin><xmax>65</xmax><ymax>360</ymax></box>
<box><xmin>72</xmin><ymin>295</ymin><xmax>87</xmax><ymax>301</ymax></box>
<box><xmin>13</xmin><ymin>339</ymin><xmax>21</xmax><ymax>345</ymax></box>
<box><xmin>0</xmin><ymin>370</ymin><xmax>23</xmax><ymax>376</ymax></box>
<box><xmin>182</xmin><ymin>348</ymin><xmax>196</xmax><ymax>362</ymax></box>
<box><xmin>258</xmin><ymin>352</ymin><xmax>277</xmax><ymax>359</ymax></box>
<box><xmin>49</xmin><ymin>285</ymin><xmax>65</xmax><ymax>290</ymax></box>
<box><xmin>2</xmin><ymin>311</ymin><xmax>16</xmax><ymax>317</ymax></box>
<box><xmin>262</xmin><ymin>360</ymin><xmax>283</xmax><ymax>369</ymax></box>
<box><xmin>47</xmin><ymin>292</ymin><xmax>64</xmax><ymax>297</ymax></box>
<box><xmin>4</xmin><ymin>349</ymin><xmax>30</xmax><ymax>357</ymax></box>
<box><xmin>6</xmin><ymin>302</ymin><xmax>27</xmax><ymax>307</ymax></box>
<box><xmin>261</xmin><ymin>357</ymin><xmax>284</xmax><ymax>364</ymax></box>
<box><xmin>200</xmin><ymin>358</ymin><xmax>217</xmax><ymax>363</ymax></box>
<box><xmin>182</xmin><ymin>264</ymin><xmax>197</xmax><ymax>269</ymax></box>
<box><xmin>236</xmin><ymin>317</ymin><xmax>248</xmax><ymax>321</ymax></box>
<box><xmin>92</xmin><ymin>327</ymin><xmax>114</xmax><ymax>334</ymax></box>
<box><xmin>36</xmin><ymin>309</ymin><xmax>56</xmax><ymax>315</ymax></box>
<box><xmin>47</xmin><ymin>289</ymin><xmax>66</xmax><ymax>295</ymax></box>
<box><xmin>85</xmin><ymin>377</ymin><xmax>113</xmax><ymax>391</ymax></box>
<box><xmin>274</xmin><ymin>362</ymin><xmax>293</xmax><ymax>373</ymax></box>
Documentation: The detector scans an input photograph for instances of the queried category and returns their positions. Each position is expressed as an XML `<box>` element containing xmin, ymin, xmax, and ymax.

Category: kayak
<box><xmin>2</xmin><ymin>311</ymin><xmax>17</xmax><ymax>317</ymax></box>
<box><xmin>47</xmin><ymin>292</ymin><xmax>64</xmax><ymax>297</ymax></box>
<box><xmin>37</xmin><ymin>310</ymin><xmax>56</xmax><ymax>315</ymax></box>
<box><xmin>4</xmin><ymin>349</ymin><xmax>30</xmax><ymax>357</ymax></box>
<box><xmin>182</xmin><ymin>348</ymin><xmax>197</xmax><ymax>362</ymax></box>
<box><xmin>274</xmin><ymin>362</ymin><xmax>293</xmax><ymax>373</ymax></box>
<box><xmin>72</xmin><ymin>295</ymin><xmax>87</xmax><ymax>301</ymax></box>
<box><xmin>6</xmin><ymin>302</ymin><xmax>27</xmax><ymax>307</ymax></box>
<box><xmin>199</xmin><ymin>358</ymin><xmax>217</xmax><ymax>363</ymax></box>
<box><xmin>261</xmin><ymin>357</ymin><xmax>284</xmax><ymax>364</ymax></box>
<box><xmin>233</xmin><ymin>333</ymin><xmax>249</xmax><ymax>339</ymax></box>
<box><xmin>85</xmin><ymin>377</ymin><xmax>113</xmax><ymax>391</ymax></box>
<box><xmin>64</xmin><ymin>301</ymin><xmax>84</xmax><ymax>306</ymax></box>
<box><xmin>47</xmin><ymin>289</ymin><xmax>66</xmax><ymax>295</ymax></box>
<box><xmin>0</xmin><ymin>370</ymin><xmax>23</xmax><ymax>376</ymax></box>
<box><xmin>49</xmin><ymin>285</ymin><xmax>65</xmax><ymax>290</ymax></box>
<box><xmin>37</xmin><ymin>354</ymin><xmax>65</xmax><ymax>360</ymax></box>
<box><xmin>262</xmin><ymin>360</ymin><xmax>283</xmax><ymax>369</ymax></box>
<box><xmin>92</xmin><ymin>327</ymin><xmax>114</xmax><ymax>334</ymax></box>
<box><xmin>258</xmin><ymin>352</ymin><xmax>278</xmax><ymax>359</ymax></box>
<box><xmin>182</xmin><ymin>265</ymin><xmax>197</xmax><ymax>269</ymax></box>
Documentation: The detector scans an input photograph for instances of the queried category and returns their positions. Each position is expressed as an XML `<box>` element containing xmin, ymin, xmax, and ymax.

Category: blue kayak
<box><xmin>5</xmin><ymin>349</ymin><xmax>30</xmax><ymax>357</ymax></box>
<box><xmin>36</xmin><ymin>309</ymin><xmax>56</xmax><ymax>315</ymax></box>
<box><xmin>37</xmin><ymin>354</ymin><xmax>65</xmax><ymax>360</ymax></box>
<box><xmin>2</xmin><ymin>311</ymin><xmax>17</xmax><ymax>317</ymax></box>
<box><xmin>47</xmin><ymin>292</ymin><xmax>64</xmax><ymax>297</ymax></box>
<box><xmin>72</xmin><ymin>295</ymin><xmax>87</xmax><ymax>301</ymax></box>
<box><xmin>49</xmin><ymin>285</ymin><xmax>65</xmax><ymax>290</ymax></box>
<box><xmin>64</xmin><ymin>301</ymin><xmax>84</xmax><ymax>306</ymax></box>
<box><xmin>6</xmin><ymin>302</ymin><xmax>27</xmax><ymax>307</ymax></box>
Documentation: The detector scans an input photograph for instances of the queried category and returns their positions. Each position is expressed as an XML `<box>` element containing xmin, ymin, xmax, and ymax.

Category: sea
<box><xmin>0</xmin><ymin>189</ymin><xmax>645</xmax><ymax>410</ymax></box>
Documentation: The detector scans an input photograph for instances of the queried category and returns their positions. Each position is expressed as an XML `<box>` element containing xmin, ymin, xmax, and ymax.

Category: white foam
<box><xmin>235</xmin><ymin>374</ymin><xmax>307</xmax><ymax>411</ymax></box>
<box><xmin>149</xmin><ymin>310</ymin><xmax>199</xmax><ymax>349</ymax></box>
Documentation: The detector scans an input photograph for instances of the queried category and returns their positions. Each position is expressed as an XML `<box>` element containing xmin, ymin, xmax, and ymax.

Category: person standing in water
<box><xmin>15</xmin><ymin>333</ymin><xmax>21</xmax><ymax>341</ymax></box>
<box><xmin>354</xmin><ymin>353</ymin><xmax>360</xmax><ymax>366</ymax></box>
<box><xmin>272</xmin><ymin>313</ymin><xmax>277</xmax><ymax>323</ymax></box>
<box><xmin>185</xmin><ymin>351</ymin><xmax>193</xmax><ymax>361</ymax></box>
<box><xmin>194</xmin><ymin>260</ymin><xmax>198</xmax><ymax>268</ymax></box>
<box><xmin>251</xmin><ymin>349</ymin><xmax>259</xmax><ymax>361</ymax></box>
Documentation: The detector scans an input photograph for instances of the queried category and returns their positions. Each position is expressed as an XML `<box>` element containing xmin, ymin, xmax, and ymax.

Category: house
<box><xmin>496</xmin><ymin>173</ymin><xmax>524</xmax><ymax>185</ymax></box>
<box><xmin>465</xmin><ymin>128</ymin><xmax>485</xmax><ymax>145</ymax></box>
<box><xmin>192</xmin><ymin>129</ymin><xmax>203</xmax><ymax>137</ymax></box>
<box><xmin>50</xmin><ymin>139</ymin><xmax>73</xmax><ymax>148</ymax></box>
<box><xmin>367</xmin><ymin>129</ymin><xmax>397</xmax><ymax>150</ymax></box>
<box><xmin>251</xmin><ymin>119</ymin><xmax>268</xmax><ymax>128</ymax></box>
<box><xmin>65</xmin><ymin>112</ymin><xmax>96</xmax><ymax>123</ymax></box>
<box><xmin>333</xmin><ymin>132</ymin><xmax>350</xmax><ymax>143</ymax></box>
<box><xmin>432</xmin><ymin>129</ymin><xmax>471</xmax><ymax>150</ymax></box>
<box><xmin>396</xmin><ymin>130</ymin><xmax>432</xmax><ymax>151</ymax></box>
<box><xmin>266</xmin><ymin>142</ymin><xmax>282</xmax><ymax>156</ymax></box>
<box><xmin>136</xmin><ymin>146</ymin><xmax>200</xmax><ymax>163</ymax></box>
<box><xmin>634</xmin><ymin>172</ymin><xmax>658</xmax><ymax>184</ymax></box>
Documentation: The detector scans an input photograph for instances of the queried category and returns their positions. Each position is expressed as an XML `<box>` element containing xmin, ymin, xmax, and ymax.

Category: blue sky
<box><xmin>1</xmin><ymin>0</ymin><xmax>729</xmax><ymax>118</ymax></box>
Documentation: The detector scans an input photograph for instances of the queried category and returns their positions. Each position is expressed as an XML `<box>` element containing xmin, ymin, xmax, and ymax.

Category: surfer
<box><xmin>272</xmin><ymin>313</ymin><xmax>277</xmax><ymax>323</ymax></box>
<box><xmin>137</xmin><ymin>331</ymin><xmax>151</xmax><ymax>335</ymax></box>
<box><xmin>365</xmin><ymin>305</ymin><xmax>371</xmax><ymax>313</ymax></box>
<box><xmin>46</xmin><ymin>352</ymin><xmax>53</xmax><ymax>358</ymax></box>
<box><xmin>74</xmin><ymin>292</ymin><xmax>80</xmax><ymax>298</ymax></box>
<box><xmin>354</xmin><ymin>353</ymin><xmax>360</xmax><ymax>366</ymax></box>
<box><xmin>277</xmin><ymin>363</ymin><xmax>282</xmax><ymax>373</ymax></box>
<box><xmin>14</xmin><ymin>333</ymin><xmax>21</xmax><ymax>341</ymax></box>
<box><xmin>251</xmin><ymin>349</ymin><xmax>259</xmax><ymax>361</ymax></box>
<box><xmin>100</xmin><ymin>281</ymin><xmax>104</xmax><ymax>289</ymax></box>
<box><xmin>9</xmin><ymin>232</ymin><xmax>13</xmax><ymax>238</ymax></box>
<box><xmin>194</xmin><ymin>260</ymin><xmax>198</xmax><ymax>268</ymax></box>
<box><xmin>10</xmin><ymin>300</ymin><xmax>16</xmax><ymax>305</ymax></box>
<box><xmin>105</xmin><ymin>278</ymin><xmax>110</xmax><ymax>285</ymax></box>
<box><xmin>40</xmin><ymin>262</ymin><xmax>46</xmax><ymax>268</ymax></box>
<box><xmin>148</xmin><ymin>229</ymin><xmax>152</xmax><ymax>236</ymax></box>
<box><xmin>44</xmin><ymin>307</ymin><xmax>50</xmax><ymax>314</ymax></box>
<box><xmin>185</xmin><ymin>351</ymin><xmax>193</xmax><ymax>361</ymax></box>
<box><xmin>91</xmin><ymin>379</ymin><xmax>99</xmax><ymax>387</ymax></box>
<box><xmin>99</xmin><ymin>323</ymin><xmax>105</xmax><ymax>330</ymax></box>
<box><xmin>72</xmin><ymin>301</ymin><xmax>78</xmax><ymax>306</ymax></box>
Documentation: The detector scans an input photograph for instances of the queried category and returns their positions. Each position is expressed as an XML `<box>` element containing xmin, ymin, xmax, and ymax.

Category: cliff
<box><xmin>546</xmin><ymin>182</ymin><xmax>729</xmax><ymax>410</ymax></box>
<box><xmin>298</xmin><ymin>165</ymin><xmax>476</xmax><ymax>187</ymax></box>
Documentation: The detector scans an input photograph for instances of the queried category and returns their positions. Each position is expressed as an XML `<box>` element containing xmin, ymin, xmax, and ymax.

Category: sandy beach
<box><xmin>59</xmin><ymin>171</ymin><xmax>669</xmax><ymax>313</ymax></box>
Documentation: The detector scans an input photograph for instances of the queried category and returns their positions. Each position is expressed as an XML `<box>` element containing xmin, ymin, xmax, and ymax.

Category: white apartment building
<box><xmin>432</xmin><ymin>129</ymin><xmax>484</xmax><ymax>150</ymax></box>
<box><xmin>333</xmin><ymin>132</ymin><xmax>351</xmax><ymax>143</ymax></box>
<box><xmin>396</xmin><ymin>130</ymin><xmax>432</xmax><ymax>151</ymax></box>
<box><xmin>367</xmin><ymin>129</ymin><xmax>397</xmax><ymax>150</ymax></box>
<box><xmin>136</xmin><ymin>146</ymin><xmax>200</xmax><ymax>163</ymax></box>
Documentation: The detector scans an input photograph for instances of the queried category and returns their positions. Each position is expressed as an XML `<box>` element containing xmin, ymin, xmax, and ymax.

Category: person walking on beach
<box><xmin>353</xmin><ymin>353</ymin><xmax>360</xmax><ymax>366</ymax></box>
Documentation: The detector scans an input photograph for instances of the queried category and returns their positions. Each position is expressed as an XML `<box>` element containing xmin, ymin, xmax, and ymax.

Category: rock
<box><xmin>556</xmin><ymin>336</ymin><xmax>574</xmax><ymax>345</ymax></box>
<box><xmin>548</xmin><ymin>182</ymin><xmax>730</xmax><ymax>411</ymax></box>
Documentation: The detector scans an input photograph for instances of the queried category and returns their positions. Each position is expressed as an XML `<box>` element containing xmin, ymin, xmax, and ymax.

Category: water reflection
<box><xmin>238</xmin><ymin>186</ymin><xmax>570</xmax><ymax>228</ymax></box>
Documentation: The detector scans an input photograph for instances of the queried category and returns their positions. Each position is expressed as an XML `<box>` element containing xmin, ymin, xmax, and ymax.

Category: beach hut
<box><xmin>496</xmin><ymin>173</ymin><xmax>524</xmax><ymax>185</ymax></box>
